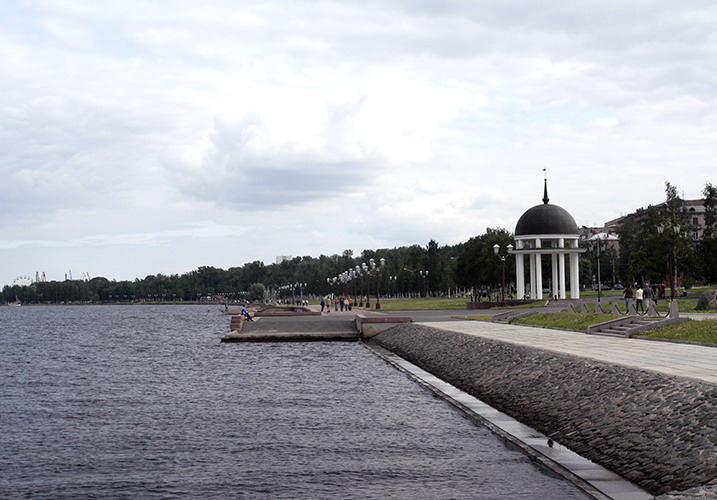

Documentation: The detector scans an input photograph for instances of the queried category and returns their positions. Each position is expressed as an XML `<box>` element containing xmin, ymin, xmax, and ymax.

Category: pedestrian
<box><xmin>334</xmin><ymin>298</ymin><xmax>339</xmax><ymax>311</ymax></box>
<box><xmin>623</xmin><ymin>285</ymin><xmax>633</xmax><ymax>313</ymax></box>
<box><xmin>320</xmin><ymin>297</ymin><xmax>325</xmax><ymax>312</ymax></box>
<box><xmin>635</xmin><ymin>285</ymin><xmax>645</xmax><ymax>313</ymax></box>
<box><xmin>643</xmin><ymin>284</ymin><xmax>654</xmax><ymax>312</ymax></box>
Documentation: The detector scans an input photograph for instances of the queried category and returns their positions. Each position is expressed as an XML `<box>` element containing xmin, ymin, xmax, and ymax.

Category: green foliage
<box><xmin>454</xmin><ymin>227</ymin><xmax>514</xmax><ymax>290</ymax></box>
<box><xmin>699</xmin><ymin>183</ymin><xmax>717</xmax><ymax>282</ymax></box>
<box><xmin>248</xmin><ymin>283</ymin><xmax>266</xmax><ymax>301</ymax></box>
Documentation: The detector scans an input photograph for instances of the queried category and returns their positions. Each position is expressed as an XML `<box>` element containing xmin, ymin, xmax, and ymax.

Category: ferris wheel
<box><xmin>12</xmin><ymin>275</ymin><xmax>34</xmax><ymax>286</ymax></box>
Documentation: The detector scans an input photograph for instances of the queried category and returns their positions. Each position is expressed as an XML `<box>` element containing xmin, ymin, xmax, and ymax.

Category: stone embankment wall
<box><xmin>372</xmin><ymin>324</ymin><xmax>717</xmax><ymax>497</ymax></box>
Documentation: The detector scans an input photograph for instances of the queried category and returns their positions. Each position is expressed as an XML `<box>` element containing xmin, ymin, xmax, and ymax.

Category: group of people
<box><xmin>621</xmin><ymin>284</ymin><xmax>657</xmax><ymax>314</ymax></box>
<box><xmin>320</xmin><ymin>296</ymin><xmax>358</xmax><ymax>312</ymax></box>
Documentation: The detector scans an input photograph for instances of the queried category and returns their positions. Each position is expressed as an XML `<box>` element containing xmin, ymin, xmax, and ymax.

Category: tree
<box><xmin>615</xmin><ymin>216</ymin><xmax>640</xmax><ymax>284</ymax></box>
<box><xmin>248</xmin><ymin>283</ymin><xmax>266</xmax><ymax>301</ymax></box>
<box><xmin>656</xmin><ymin>182</ymin><xmax>694</xmax><ymax>295</ymax></box>
<box><xmin>699</xmin><ymin>182</ymin><xmax>717</xmax><ymax>283</ymax></box>
<box><xmin>425</xmin><ymin>239</ymin><xmax>440</xmax><ymax>295</ymax></box>
<box><xmin>454</xmin><ymin>227</ymin><xmax>514</xmax><ymax>295</ymax></box>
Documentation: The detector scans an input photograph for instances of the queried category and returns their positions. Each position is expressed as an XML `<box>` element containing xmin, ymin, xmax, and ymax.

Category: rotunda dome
<box><xmin>515</xmin><ymin>182</ymin><xmax>578</xmax><ymax>236</ymax></box>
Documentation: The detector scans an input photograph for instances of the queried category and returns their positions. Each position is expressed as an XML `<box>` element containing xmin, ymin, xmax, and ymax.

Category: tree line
<box><xmin>3</xmin><ymin>182</ymin><xmax>715</xmax><ymax>305</ymax></box>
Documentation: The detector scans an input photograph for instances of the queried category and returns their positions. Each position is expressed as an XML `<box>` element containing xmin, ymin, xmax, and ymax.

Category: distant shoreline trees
<box><xmin>4</xmin><ymin>181</ymin><xmax>716</xmax><ymax>305</ymax></box>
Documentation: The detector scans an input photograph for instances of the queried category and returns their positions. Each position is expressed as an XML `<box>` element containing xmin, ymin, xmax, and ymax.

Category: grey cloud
<box><xmin>176</xmin><ymin>156</ymin><xmax>374</xmax><ymax>210</ymax></box>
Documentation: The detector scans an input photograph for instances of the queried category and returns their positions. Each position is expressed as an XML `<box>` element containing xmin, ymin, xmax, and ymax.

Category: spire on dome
<box><xmin>542</xmin><ymin>178</ymin><xmax>549</xmax><ymax>204</ymax></box>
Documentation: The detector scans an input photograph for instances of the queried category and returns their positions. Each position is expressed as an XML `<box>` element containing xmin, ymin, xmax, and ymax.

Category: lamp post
<box><xmin>596</xmin><ymin>234</ymin><xmax>603</xmax><ymax>302</ymax></box>
<box><xmin>419</xmin><ymin>270</ymin><xmax>429</xmax><ymax>297</ymax></box>
<box><xmin>389</xmin><ymin>275</ymin><xmax>397</xmax><ymax>297</ymax></box>
<box><xmin>340</xmin><ymin>272</ymin><xmax>347</xmax><ymax>298</ymax></box>
<box><xmin>657</xmin><ymin>224</ymin><xmax>680</xmax><ymax>301</ymax></box>
<box><xmin>364</xmin><ymin>264</ymin><xmax>372</xmax><ymax>309</ymax></box>
<box><xmin>375</xmin><ymin>258</ymin><xmax>386</xmax><ymax>309</ymax></box>
<box><xmin>361</xmin><ymin>263</ymin><xmax>369</xmax><ymax>307</ymax></box>
<box><xmin>493</xmin><ymin>243</ymin><xmax>514</xmax><ymax>305</ymax></box>
<box><xmin>355</xmin><ymin>266</ymin><xmax>362</xmax><ymax>306</ymax></box>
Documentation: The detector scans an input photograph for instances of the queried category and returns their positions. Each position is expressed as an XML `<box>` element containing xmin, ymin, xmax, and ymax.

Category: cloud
<box><xmin>2</xmin><ymin>0</ymin><xmax>717</xmax><ymax>285</ymax></box>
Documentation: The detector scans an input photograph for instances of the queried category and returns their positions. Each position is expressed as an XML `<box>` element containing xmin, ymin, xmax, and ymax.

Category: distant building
<box><xmin>276</xmin><ymin>255</ymin><xmax>292</xmax><ymax>264</ymax></box>
<box><xmin>684</xmin><ymin>200</ymin><xmax>707</xmax><ymax>241</ymax></box>
<box><xmin>592</xmin><ymin>199</ymin><xmax>707</xmax><ymax>243</ymax></box>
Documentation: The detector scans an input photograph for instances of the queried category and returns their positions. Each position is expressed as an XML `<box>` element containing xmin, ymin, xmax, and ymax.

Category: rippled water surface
<box><xmin>0</xmin><ymin>305</ymin><xmax>588</xmax><ymax>499</ymax></box>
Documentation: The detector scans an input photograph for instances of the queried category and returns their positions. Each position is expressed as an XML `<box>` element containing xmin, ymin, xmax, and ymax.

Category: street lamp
<box><xmin>419</xmin><ymin>270</ymin><xmax>429</xmax><ymax>297</ymax></box>
<box><xmin>596</xmin><ymin>233</ymin><xmax>605</xmax><ymax>302</ymax></box>
<box><xmin>657</xmin><ymin>224</ymin><xmax>680</xmax><ymax>301</ymax></box>
<box><xmin>375</xmin><ymin>257</ymin><xmax>386</xmax><ymax>309</ymax></box>
<box><xmin>493</xmin><ymin>243</ymin><xmax>514</xmax><ymax>305</ymax></box>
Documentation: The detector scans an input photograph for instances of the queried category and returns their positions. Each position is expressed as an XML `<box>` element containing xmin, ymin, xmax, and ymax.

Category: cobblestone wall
<box><xmin>372</xmin><ymin>324</ymin><xmax>717</xmax><ymax>497</ymax></box>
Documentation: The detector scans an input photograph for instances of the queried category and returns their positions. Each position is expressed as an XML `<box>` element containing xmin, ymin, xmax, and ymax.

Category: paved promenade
<box><xmin>417</xmin><ymin>319</ymin><xmax>717</xmax><ymax>385</ymax></box>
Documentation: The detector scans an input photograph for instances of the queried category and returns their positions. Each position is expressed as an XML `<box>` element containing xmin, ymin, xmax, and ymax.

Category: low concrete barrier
<box><xmin>355</xmin><ymin>314</ymin><xmax>412</xmax><ymax>338</ymax></box>
<box><xmin>372</xmin><ymin>324</ymin><xmax>717</xmax><ymax>497</ymax></box>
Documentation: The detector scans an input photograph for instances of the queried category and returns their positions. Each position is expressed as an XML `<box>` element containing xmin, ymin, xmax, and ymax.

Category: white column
<box><xmin>516</xmin><ymin>240</ymin><xmax>525</xmax><ymax>300</ymax></box>
<box><xmin>516</xmin><ymin>253</ymin><xmax>525</xmax><ymax>300</ymax></box>
<box><xmin>535</xmin><ymin>252</ymin><xmax>543</xmax><ymax>299</ymax></box>
<box><xmin>534</xmin><ymin>239</ymin><xmax>542</xmax><ymax>299</ymax></box>
<box><xmin>530</xmin><ymin>253</ymin><xmax>537</xmax><ymax>299</ymax></box>
<box><xmin>559</xmin><ymin>253</ymin><xmax>566</xmax><ymax>299</ymax></box>
<box><xmin>570</xmin><ymin>250</ymin><xmax>580</xmax><ymax>299</ymax></box>
<box><xmin>551</xmin><ymin>253</ymin><xmax>558</xmax><ymax>299</ymax></box>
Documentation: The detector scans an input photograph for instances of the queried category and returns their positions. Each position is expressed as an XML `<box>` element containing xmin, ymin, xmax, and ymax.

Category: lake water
<box><xmin>0</xmin><ymin>305</ymin><xmax>588</xmax><ymax>499</ymax></box>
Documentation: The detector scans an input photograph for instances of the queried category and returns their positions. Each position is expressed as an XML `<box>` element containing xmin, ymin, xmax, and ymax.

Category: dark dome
<box><xmin>515</xmin><ymin>203</ymin><xmax>578</xmax><ymax>236</ymax></box>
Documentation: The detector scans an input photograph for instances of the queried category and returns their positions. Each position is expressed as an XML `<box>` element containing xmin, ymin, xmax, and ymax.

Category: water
<box><xmin>0</xmin><ymin>305</ymin><xmax>588</xmax><ymax>499</ymax></box>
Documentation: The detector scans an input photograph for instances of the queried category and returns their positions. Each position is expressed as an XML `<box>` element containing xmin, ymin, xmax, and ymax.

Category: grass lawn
<box><xmin>636</xmin><ymin>319</ymin><xmax>717</xmax><ymax>344</ymax></box>
<box><xmin>465</xmin><ymin>315</ymin><xmax>493</xmax><ymax>321</ymax></box>
<box><xmin>511</xmin><ymin>312</ymin><xmax>608</xmax><ymax>330</ymax></box>
<box><xmin>511</xmin><ymin>311</ymin><xmax>717</xmax><ymax>344</ymax></box>
<box><xmin>354</xmin><ymin>297</ymin><xmax>470</xmax><ymax>310</ymax></box>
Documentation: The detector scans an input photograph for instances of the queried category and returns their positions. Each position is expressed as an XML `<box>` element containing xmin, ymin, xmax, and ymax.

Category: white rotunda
<box><xmin>511</xmin><ymin>181</ymin><xmax>585</xmax><ymax>300</ymax></box>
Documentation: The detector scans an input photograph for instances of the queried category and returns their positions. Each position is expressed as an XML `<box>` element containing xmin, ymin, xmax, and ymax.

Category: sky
<box><xmin>2</xmin><ymin>0</ymin><xmax>716</xmax><ymax>287</ymax></box>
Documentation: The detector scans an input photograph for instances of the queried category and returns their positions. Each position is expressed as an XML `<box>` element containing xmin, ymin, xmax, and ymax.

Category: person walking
<box><xmin>623</xmin><ymin>285</ymin><xmax>634</xmax><ymax>314</ymax></box>
<box><xmin>320</xmin><ymin>297</ymin><xmax>325</xmax><ymax>313</ymax></box>
<box><xmin>635</xmin><ymin>285</ymin><xmax>645</xmax><ymax>313</ymax></box>
<box><xmin>643</xmin><ymin>284</ymin><xmax>654</xmax><ymax>312</ymax></box>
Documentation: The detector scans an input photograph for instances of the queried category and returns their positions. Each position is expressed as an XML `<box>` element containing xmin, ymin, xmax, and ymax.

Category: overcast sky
<box><xmin>2</xmin><ymin>1</ymin><xmax>716</xmax><ymax>286</ymax></box>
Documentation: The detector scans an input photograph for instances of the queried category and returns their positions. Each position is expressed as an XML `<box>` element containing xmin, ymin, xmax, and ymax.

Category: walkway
<box><xmin>418</xmin><ymin>319</ymin><xmax>717</xmax><ymax>385</ymax></box>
